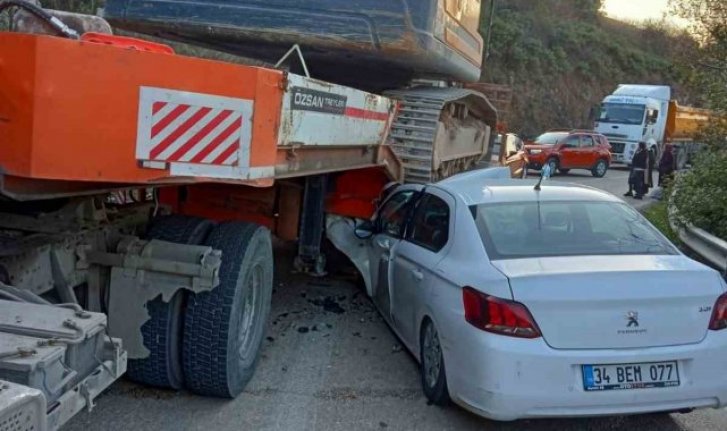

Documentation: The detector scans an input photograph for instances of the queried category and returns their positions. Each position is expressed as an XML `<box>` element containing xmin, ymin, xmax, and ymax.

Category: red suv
<box><xmin>525</xmin><ymin>130</ymin><xmax>612</xmax><ymax>177</ymax></box>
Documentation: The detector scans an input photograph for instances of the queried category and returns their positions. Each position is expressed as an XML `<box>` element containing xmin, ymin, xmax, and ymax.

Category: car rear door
<box><xmin>390</xmin><ymin>189</ymin><xmax>454</xmax><ymax>350</ymax></box>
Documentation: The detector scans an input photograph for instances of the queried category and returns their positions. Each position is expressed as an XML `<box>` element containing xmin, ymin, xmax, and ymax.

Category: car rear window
<box><xmin>471</xmin><ymin>201</ymin><xmax>678</xmax><ymax>260</ymax></box>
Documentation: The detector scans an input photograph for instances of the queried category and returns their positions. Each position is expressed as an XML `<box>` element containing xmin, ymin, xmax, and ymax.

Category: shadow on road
<box><xmin>458</xmin><ymin>409</ymin><xmax>687</xmax><ymax>431</ymax></box>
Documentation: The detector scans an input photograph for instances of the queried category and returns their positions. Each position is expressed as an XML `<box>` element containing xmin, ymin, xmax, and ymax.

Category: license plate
<box><xmin>582</xmin><ymin>361</ymin><xmax>680</xmax><ymax>391</ymax></box>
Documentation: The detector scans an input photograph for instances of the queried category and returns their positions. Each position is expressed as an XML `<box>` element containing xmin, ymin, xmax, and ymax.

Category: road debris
<box><xmin>309</xmin><ymin>296</ymin><xmax>346</xmax><ymax>314</ymax></box>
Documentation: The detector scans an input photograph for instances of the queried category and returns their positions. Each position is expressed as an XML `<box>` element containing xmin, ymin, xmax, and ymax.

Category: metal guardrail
<box><xmin>676</xmin><ymin>224</ymin><xmax>727</xmax><ymax>275</ymax></box>
<box><xmin>668</xmin><ymin>184</ymin><xmax>727</xmax><ymax>276</ymax></box>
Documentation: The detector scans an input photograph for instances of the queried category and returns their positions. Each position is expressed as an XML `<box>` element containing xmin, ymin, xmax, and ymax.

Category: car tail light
<box><xmin>709</xmin><ymin>293</ymin><xmax>727</xmax><ymax>331</ymax></box>
<box><xmin>462</xmin><ymin>287</ymin><xmax>541</xmax><ymax>338</ymax></box>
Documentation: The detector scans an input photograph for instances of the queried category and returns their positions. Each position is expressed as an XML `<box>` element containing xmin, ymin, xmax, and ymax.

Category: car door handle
<box><xmin>411</xmin><ymin>269</ymin><xmax>424</xmax><ymax>281</ymax></box>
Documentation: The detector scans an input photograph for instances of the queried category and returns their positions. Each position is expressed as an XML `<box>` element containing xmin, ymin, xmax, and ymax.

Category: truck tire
<box><xmin>126</xmin><ymin>215</ymin><xmax>213</xmax><ymax>389</ymax></box>
<box><xmin>183</xmin><ymin>222</ymin><xmax>273</xmax><ymax>397</ymax></box>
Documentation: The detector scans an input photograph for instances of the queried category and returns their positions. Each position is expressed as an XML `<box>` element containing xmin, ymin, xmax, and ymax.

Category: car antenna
<box><xmin>534</xmin><ymin>164</ymin><xmax>552</xmax><ymax>191</ymax></box>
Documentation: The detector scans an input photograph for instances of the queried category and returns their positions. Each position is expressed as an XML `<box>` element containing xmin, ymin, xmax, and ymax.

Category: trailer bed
<box><xmin>0</xmin><ymin>33</ymin><xmax>401</xmax><ymax>200</ymax></box>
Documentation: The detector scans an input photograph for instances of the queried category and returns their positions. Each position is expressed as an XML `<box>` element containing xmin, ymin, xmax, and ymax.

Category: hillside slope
<box><xmin>481</xmin><ymin>0</ymin><xmax>696</xmax><ymax>136</ymax></box>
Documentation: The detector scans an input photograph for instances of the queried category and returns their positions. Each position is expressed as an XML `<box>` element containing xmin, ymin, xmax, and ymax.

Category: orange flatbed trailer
<box><xmin>0</xmin><ymin>32</ymin><xmax>401</xmax><ymax>203</ymax></box>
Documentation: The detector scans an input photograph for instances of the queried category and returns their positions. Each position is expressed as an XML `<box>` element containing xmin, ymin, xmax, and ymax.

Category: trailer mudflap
<box><xmin>82</xmin><ymin>237</ymin><xmax>221</xmax><ymax>359</ymax></box>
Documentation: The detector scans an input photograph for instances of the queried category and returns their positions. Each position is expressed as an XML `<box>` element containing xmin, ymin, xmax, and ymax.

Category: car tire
<box><xmin>592</xmin><ymin>159</ymin><xmax>609</xmax><ymax>178</ymax></box>
<box><xmin>420</xmin><ymin>319</ymin><xmax>450</xmax><ymax>406</ymax></box>
<box><xmin>126</xmin><ymin>215</ymin><xmax>214</xmax><ymax>390</ymax></box>
<box><xmin>183</xmin><ymin>222</ymin><xmax>273</xmax><ymax>398</ymax></box>
<box><xmin>558</xmin><ymin>168</ymin><xmax>570</xmax><ymax>175</ymax></box>
<box><xmin>546</xmin><ymin>157</ymin><xmax>559</xmax><ymax>176</ymax></box>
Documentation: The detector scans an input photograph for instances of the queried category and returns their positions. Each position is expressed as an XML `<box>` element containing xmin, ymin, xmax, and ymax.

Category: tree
<box><xmin>669</xmin><ymin>1</ymin><xmax>726</xmax><ymax>241</ymax></box>
<box><xmin>670</xmin><ymin>1</ymin><xmax>727</xmax><ymax>115</ymax></box>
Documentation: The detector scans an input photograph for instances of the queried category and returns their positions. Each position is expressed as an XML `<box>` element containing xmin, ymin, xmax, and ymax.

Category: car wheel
<box><xmin>558</xmin><ymin>168</ymin><xmax>570</xmax><ymax>175</ymax></box>
<box><xmin>420</xmin><ymin>319</ymin><xmax>450</xmax><ymax>406</ymax></box>
<box><xmin>592</xmin><ymin>159</ymin><xmax>608</xmax><ymax>178</ymax></box>
<box><xmin>546</xmin><ymin>158</ymin><xmax>559</xmax><ymax>176</ymax></box>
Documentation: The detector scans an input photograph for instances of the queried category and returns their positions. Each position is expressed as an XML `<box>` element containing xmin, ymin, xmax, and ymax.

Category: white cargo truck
<box><xmin>595</xmin><ymin>84</ymin><xmax>714</xmax><ymax>168</ymax></box>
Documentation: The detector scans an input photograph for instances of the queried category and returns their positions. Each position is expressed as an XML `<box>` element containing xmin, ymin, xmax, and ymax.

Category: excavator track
<box><xmin>385</xmin><ymin>87</ymin><xmax>498</xmax><ymax>183</ymax></box>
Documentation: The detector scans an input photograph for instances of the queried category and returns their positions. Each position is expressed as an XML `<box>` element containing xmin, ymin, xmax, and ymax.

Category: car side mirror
<box><xmin>354</xmin><ymin>220</ymin><xmax>375</xmax><ymax>239</ymax></box>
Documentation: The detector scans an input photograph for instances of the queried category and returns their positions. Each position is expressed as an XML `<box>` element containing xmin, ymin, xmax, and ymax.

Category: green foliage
<box><xmin>481</xmin><ymin>0</ymin><xmax>695</xmax><ymax>136</ymax></box>
<box><xmin>666</xmin><ymin>1</ymin><xmax>727</xmax><ymax>241</ymax></box>
<box><xmin>672</xmin><ymin>151</ymin><xmax>727</xmax><ymax>240</ymax></box>
<box><xmin>670</xmin><ymin>0</ymin><xmax>727</xmax><ymax>151</ymax></box>
<box><xmin>643</xmin><ymin>201</ymin><xmax>680</xmax><ymax>244</ymax></box>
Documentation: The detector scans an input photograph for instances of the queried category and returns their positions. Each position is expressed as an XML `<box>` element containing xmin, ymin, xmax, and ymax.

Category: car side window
<box><xmin>377</xmin><ymin>191</ymin><xmax>417</xmax><ymax>238</ymax></box>
<box><xmin>581</xmin><ymin>135</ymin><xmax>595</xmax><ymax>147</ymax></box>
<box><xmin>564</xmin><ymin>136</ymin><xmax>579</xmax><ymax>148</ymax></box>
<box><xmin>406</xmin><ymin>194</ymin><xmax>450</xmax><ymax>252</ymax></box>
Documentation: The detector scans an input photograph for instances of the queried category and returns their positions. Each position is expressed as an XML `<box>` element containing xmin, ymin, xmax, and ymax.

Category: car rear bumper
<box><xmin>446</xmin><ymin>328</ymin><xmax>727</xmax><ymax>421</ymax></box>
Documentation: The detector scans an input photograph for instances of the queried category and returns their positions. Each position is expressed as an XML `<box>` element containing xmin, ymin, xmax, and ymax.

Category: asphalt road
<box><xmin>64</xmin><ymin>167</ymin><xmax>726</xmax><ymax>431</ymax></box>
<box><xmin>528</xmin><ymin>165</ymin><xmax>653</xmax><ymax>210</ymax></box>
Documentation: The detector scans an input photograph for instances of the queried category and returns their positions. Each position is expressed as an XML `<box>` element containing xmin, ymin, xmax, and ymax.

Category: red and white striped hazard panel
<box><xmin>136</xmin><ymin>87</ymin><xmax>253</xmax><ymax>172</ymax></box>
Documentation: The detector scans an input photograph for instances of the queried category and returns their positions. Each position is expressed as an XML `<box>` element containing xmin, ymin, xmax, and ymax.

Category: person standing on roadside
<box><xmin>658</xmin><ymin>144</ymin><xmax>676</xmax><ymax>187</ymax></box>
<box><xmin>646</xmin><ymin>146</ymin><xmax>656</xmax><ymax>192</ymax></box>
<box><xmin>624</xmin><ymin>142</ymin><xmax>648</xmax><ymax>199</ymax></box>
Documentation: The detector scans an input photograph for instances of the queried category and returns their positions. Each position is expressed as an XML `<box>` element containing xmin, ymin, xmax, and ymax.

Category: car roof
<box><xmin>540</xmin><ymin>129</ymin><xmax>603</xmax><ymax>136</ymax></box>
<box><xmin>435</xmin><ymin>171</ymin><xmax>622</xmax><ymax>206</ymax></box>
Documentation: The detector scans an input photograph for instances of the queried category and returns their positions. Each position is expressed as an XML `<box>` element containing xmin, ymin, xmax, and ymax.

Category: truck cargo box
<box><xmin>103</xmin><ymin>0</ymin><xmax>485</xmax><ymax>91</ymax></box>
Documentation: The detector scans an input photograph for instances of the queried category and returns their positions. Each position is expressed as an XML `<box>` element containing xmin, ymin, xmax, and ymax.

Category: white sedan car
<box><xmin>332</xmin><ymin>169</ymin><xmax>727</xmax><ymax>421</ymax></box>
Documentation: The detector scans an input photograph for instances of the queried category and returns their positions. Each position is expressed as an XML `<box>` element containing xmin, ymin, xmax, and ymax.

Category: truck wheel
<box><xmin>183</xmin><ymin>222</ymin><xmax>273</xmax><ymax>397</ymax></box>
<box><xmin>126</xmin><ymin>215</ymin><xmax>213</xmax><ymax>389</ymax></box>
<box><xmin>591</xmin><ymin>159</ymin><xmax>608</xmax><ymax>178</ymax></box>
